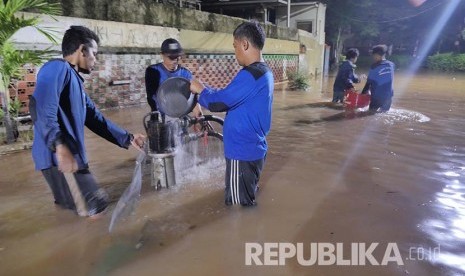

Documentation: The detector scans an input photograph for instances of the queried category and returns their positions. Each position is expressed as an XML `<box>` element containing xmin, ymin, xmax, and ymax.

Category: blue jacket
<box><xmin>30</xmin><ymin>59</ymin><xmax>132</xmax><ymax>171</ymax></box>
<box><xmin>333</xmin><ymin>60</ymin><xmax>360</xmax><ymax>92</ymax></box>
<box><xmin>362</xmin><ymin>60</ymin><xmax>395</xmax><ymax>102</ymax></box>
<box><xmin>198</xmin><ymin>62</ymin><xmax>273</xmax><ymax>161</ymax></box>
<box><xmin>145</xmin><ymin>63</ymin><xmax>192</xmax><ymax>112</ymax></box>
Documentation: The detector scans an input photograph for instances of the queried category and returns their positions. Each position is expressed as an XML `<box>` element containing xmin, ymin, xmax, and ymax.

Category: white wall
<box><xmin>11</xmin><ymin>13</ymin><xmax>179</xmax><ymax>51</ymax></box>
<box><xmin>276</xmin><ymin>2</ymin><xmax>326</xmax><ymax>45</ymax></box>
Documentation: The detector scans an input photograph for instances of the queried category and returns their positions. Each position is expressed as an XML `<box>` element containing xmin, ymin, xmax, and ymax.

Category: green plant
<box><xmin>287</xmin><ymin>70</ymin><xmax>310</xmax><ymax>91</ymax></box>
<box><xmin>0</xmin><ymin>0</ymin><xmax>61</xmax><ymax>143</ymax></box>
<box><xmin>8</xmin><ymin>97</ymin><xmax>21</xmax><ymax>117</ymax></box>
<box><xmin>427</xmin><ymin>53</ymin><xmax>465</xmax><ymax>72</ymax></box>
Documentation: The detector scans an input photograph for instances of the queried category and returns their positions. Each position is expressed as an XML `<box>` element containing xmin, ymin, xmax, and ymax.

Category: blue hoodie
<box><xmin>198</xmin><ymin>62</ymin><xmax>273</xmax><ymax>161</ymax></box>
<box><xmin>30</xmin><ymin>59</ymin><xmax>132</xmax><ymax>171</ymax></box>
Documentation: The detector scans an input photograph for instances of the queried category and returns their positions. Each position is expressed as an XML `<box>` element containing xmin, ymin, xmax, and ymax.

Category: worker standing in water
<box><xmin>145</xmin><ymin>38</ymin><xmax>203</xmax><ymax>119</ymax></box>
<box><xmin>362</xmin><ymin>45</ymin><xmax>395</xmax><ymax>112</ymax></box>
<box><xmin>332</xmin><ymin>48</ymin><xmax>365</xmax><ymax>104</ymax></box>
<box><xmin>30</xmin><ymin>26</ymin><xmax>146</xmax><ymax>218</ymax></box>
<box><xmin>190</xmin><ymin>21</ymin><xmax>273</xmax><ymax>207</ymax></box>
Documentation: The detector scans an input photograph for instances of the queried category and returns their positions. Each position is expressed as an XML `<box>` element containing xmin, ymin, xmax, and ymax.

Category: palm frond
<box><xmin>34</xmin><ymin>25</ymin><xmax>60</xmax><ymax>44</ymax></box>
<box><xmin>2</xmin><ymin>0</ymin><xmax>61</xmax><ymax>17</ymax></box>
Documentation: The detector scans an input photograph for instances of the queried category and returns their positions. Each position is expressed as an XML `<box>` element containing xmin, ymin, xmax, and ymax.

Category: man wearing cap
<box><xmin>145</xmin><ymin>38</ymin><xmax>202</xmax><ymax>118</ymax></box>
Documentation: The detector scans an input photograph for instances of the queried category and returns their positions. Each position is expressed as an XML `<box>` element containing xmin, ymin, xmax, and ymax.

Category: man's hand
<box><xmin>192</xmin><ymin>104</ymin><xmax>203</xmax><ymax>118</ymax></box>
<box><xmin>360</xmin><ymin>74</ymin><xmax>368</xmax><ymax>80</ymax></box>
<box><xmin>56</xmin><ymin>144</ymin><xmax>78</xmax><ymax>173</ymax></box>
<box><xmin>190</xmin><ymin>79</ymin><xmax>205</xmax><ymax>94</ymax></box>
<box><xmin>192</xmin><ymin>104</ymin><xmax>204</xmax><ymax>131</ymax></box>
<box><xmin>131</xmin><ymin>133</ymin><xmax>146</xmax><ymax>152</ymax></box>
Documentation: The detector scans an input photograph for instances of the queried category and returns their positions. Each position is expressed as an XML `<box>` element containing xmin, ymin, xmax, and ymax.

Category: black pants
<box><xmin>225</xmin><ymin>158</ymin><xmax>265</xmax><ymax>206</ymax></box>
<box><xmin>369</xmin><ymin>97</ymin><xmax>392</xmax><ymax>112</ymax></box>
<box><xmin>41</xmin><ymin>167</ymin><xmax>108</xmax><ymax>215</ymax></box>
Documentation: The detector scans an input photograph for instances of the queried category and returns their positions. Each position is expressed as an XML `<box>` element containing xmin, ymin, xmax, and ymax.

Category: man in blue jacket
<box><xmin>332</xmin><ymin>48</ymin><xmax>364</xmax><ymax>103</ymax></box>
<box><xmin>145</xmin><ymin>38</ymin><xmax>202</xmax><ymax>118</ymax></box>
<box><xmin>30</xmin><ymin>26</ymin><xmax>145</xmax><ymax>217</ymax></box>
<box><xmin>190</xmin><ymin>22</ymin><xmax>273</xmax><ymax>206</ymax></box>
<box><xmin>362</xmin><ymin>45</ymin><xmax>395</xmax><ymax>112</ymax></box>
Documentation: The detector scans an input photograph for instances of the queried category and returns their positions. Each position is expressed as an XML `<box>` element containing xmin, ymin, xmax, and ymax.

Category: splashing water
<box><xmin>376</xmin><ymin>108</ymin><xmax>431</xmax><ymax>124</ymax></box>
<box><xmin>173</xmin><ymin>134</ymin><xmax>225</xmax><ymax>188</ymax></box>
<box><xmin>109</xmin><ymin>151</ymin><xmax>146</xmax><ymax>233</ymax></box>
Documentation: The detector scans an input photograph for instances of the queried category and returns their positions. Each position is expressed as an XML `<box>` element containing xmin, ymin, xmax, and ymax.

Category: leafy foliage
<box><xmin>8</xmin><ymin>97</ymin><xmax>21</xmax><ymax>117</ymax></box>
<box><xmin>287</xmin><ymin>71</ymin><xmax>310</xmax><ymax>91</ymax></box>
<box><xmin>427</xmin><ymin>53</ymin><xmax>465</xmax><ymax>72</ymax></box>
<box><xmin>0</xmin><ymin>0</ymin><xmax>61</xmax><ymax>143</ymax></box>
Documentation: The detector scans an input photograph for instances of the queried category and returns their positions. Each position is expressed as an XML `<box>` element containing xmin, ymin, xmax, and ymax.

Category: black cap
<box><xmin>161</xmin><ymin>38</ymin><xmax>183</xmax><ymax>57</ymax></box>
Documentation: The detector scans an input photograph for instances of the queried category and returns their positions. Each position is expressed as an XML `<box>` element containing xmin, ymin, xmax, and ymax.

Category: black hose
<box><xmin>200</xmin><ymin>115</ymin><xmax>224</xmax><ymax>126</ymax></box>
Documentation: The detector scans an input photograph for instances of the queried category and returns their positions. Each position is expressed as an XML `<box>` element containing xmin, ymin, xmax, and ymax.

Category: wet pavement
<box><xmin>1</xmin><ymin>72</ymin><xmax>465</xmax><ymax>275</ymax></box>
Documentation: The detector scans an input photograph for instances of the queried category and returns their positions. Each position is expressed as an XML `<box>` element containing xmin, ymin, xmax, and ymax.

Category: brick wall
<box><xmin>2</xmin><ymin>67</ymin><xmax>37</xmax><ymax>114</ymax></box>
<box><xmin>10</xmin><ymin>53</ymin><xmax>298</xmax><ymax>114</ymax></box>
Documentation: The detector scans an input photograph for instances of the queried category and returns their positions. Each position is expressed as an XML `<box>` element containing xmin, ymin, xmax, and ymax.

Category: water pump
<box><xmin>143</xmin><ymin>111</ymin><xmax>176</xmax><ymax>189</ymax></box>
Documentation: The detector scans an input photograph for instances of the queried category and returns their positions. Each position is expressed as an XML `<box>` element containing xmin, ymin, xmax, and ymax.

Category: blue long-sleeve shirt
<box><xmin>145</xmin><ymin>63</ymin><xmax>192</xmax><ymax>112</ymax></box>
<box><xmin>362</xmin><ymin>60</ymin><xmax>395</xmax><ymax>102</ymax></box>
<box><xmin>198</xmin><ymin>62</ymin><xmax>273</xmax><ymax>161</ymax></box>
<box><xmin>333</xmin><ymin>60</ymin><xmax>360</xmax><ymax>92</ymax></box>
<box><xmin>30</xmin><ymin>59</ymin><xmax>132</xmax><ymax>170</ymax></box>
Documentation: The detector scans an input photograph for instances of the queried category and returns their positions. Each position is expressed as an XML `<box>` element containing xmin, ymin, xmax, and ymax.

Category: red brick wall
<box><xmin>4</xmin><ymin>67</ymin><xmax>37</xmax><ymax>114</ymax></box>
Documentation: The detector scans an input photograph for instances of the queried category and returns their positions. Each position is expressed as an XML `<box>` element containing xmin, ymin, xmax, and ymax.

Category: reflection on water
<box><xmin>423</xmin><ymin>171</ymin><xmax>465</xmax><ymax>274</ymax></box>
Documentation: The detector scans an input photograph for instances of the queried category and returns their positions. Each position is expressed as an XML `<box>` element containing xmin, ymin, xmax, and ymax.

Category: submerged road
<box><xmin>0</xmin><ymin>72</ymin><xmax>464</xmax><ymax>275</ymax></box>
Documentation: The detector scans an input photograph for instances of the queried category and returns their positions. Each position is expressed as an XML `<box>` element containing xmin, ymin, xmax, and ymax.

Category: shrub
<box><xmin>427</xmin><ymin>53</ymin><xmax>465</xmax><ymax>72</ymax></box>
<box><xmin>356</xmin><ymin>55</ymin><xmax>413</xmax><ymax>69</ymax></box>
<box><xmin>287</xmin><ymin>71</ymin><xmax>310</xmax><ymax>91</ymax></box>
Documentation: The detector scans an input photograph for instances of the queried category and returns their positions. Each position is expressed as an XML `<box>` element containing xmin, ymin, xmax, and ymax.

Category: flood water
<box><xmin>1</xmin><ymin>72</ymin><xmax>465</xmax><ymax>276</ymax></box>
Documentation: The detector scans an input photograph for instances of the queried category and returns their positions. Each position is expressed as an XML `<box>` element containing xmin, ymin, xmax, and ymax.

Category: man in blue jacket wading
<box><xmin>30</xmin><ymin>26</ymin><xmax>145</xmax><ymax>218</ymax></box>
<box><xmin>332</xmin><ymin>48</ymin><xmax>364</xmax><ymax>104</ymax></box>
<box><xmin>190</xmin><ymin>21</ymin><xmax>273</xmax><ymax>206</ymax></box>
<box><xmin>362</xmin><ymin>45</ymin><xmax>395</xmax><ymax>112</ymax></box>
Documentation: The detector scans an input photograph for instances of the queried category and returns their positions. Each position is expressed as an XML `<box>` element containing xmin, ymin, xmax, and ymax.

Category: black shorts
<box><xmin>225</xmin><ymin>158</ymin><xmax>265</xmax><ymax>206</ymax></box>
<box><xmin>41</xmin><ymin>167</ymin><xmax>108</xmax><ymax>216</ymax></box>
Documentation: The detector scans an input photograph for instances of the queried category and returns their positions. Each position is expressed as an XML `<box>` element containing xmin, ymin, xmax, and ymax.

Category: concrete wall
<box><xmin>10</xmin><ymin>13</ymin><xmax>300</xmax><ymax>111</ymax></box>
<box><xmin>276</xmin><ymin>2</ymin><xmax>326</xmax><ymax>45</ymax></box>
<box><xmin>299</xmin><ymin>30</ymin><xmax>325</xmax><ymax>78</ymax></box>
<box><xmin>9</xmin><ymin>1</ymin><xmax>327</xmax><ymax>112</ymax></box>
<box><xmin>47</xmin><ymin>0</ymin><xmax>299</xmax><ymax>41</ymax></box>
<box><xmin>276</xmin><ymin>2</ymin><xmax>327</xmax><ymax>78</ymax></box>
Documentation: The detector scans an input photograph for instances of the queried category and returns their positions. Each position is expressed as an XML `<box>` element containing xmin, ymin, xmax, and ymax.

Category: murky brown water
<box><xmin>1</xmin><ymin>72</ymin><xmax>465</xmax><ymax>276</ymax></box>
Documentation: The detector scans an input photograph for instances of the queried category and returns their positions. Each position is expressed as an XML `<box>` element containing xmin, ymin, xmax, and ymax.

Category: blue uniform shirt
<box><xmin>145</xmin><ymin>63</ymin><xmax>192</xmax><ymax>112</ymax></box>
<box><xmin>198</xmin><ymin>62</ymin><xmax>274</xmax><ymax>161</ymax></box>
<box><xmin>30</xmin><ymin>59</ymin><xmax>132</xmax><ymax>170</ymax></box>
<box><xmin>362</xmin><ymin>60</ymin><xmax>395</xmax><ymax>102</ymax></box>
<box><xmin>333</xmin><ymin>60</ymin><xmax>360</xmax><ymax>92</ymax></box>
